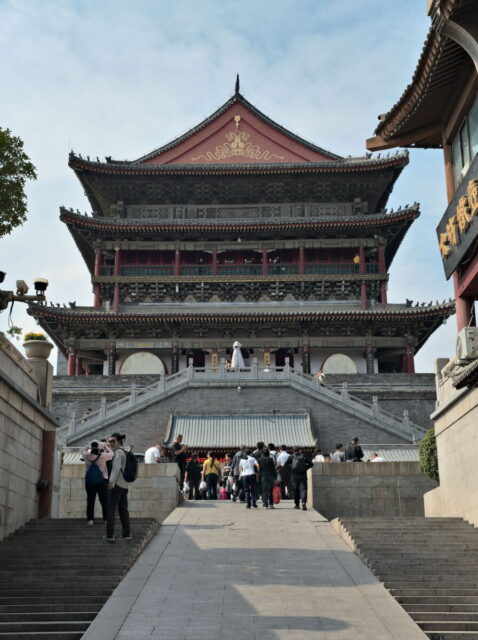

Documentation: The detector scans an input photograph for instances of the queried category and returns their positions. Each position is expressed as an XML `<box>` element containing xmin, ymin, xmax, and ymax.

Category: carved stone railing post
<box><xmin>341</xmin><ymin>382</ymin><xmax>349</xmax><ymax>402</ymax></box>
<box><xmin>130</xmin><ymin>383</ymin><xmax>136</xmax><ymax>407</ymax></box>
<box><xmin>159</xmin><ymin>376</ymin><xmax>166</xmax><ymax>392</ymax></box>
<box><xmin>251</xmin><ymin>362</ymin><xmax>258</xmax><ymax>379</ymax></box>
<box><xmin>100</xmin><ymin>397</ymin><xmax>107</xmax><ymax>419</ymax></box>
<box><xmin>372</xmin><ymin>396</ymin><xmax>379</xmax><ymax>417</ymax></box>
<box><xmin>187</xmin><ymin>364</ymin><xmax>194</xmax><ymax>380</ymax></box>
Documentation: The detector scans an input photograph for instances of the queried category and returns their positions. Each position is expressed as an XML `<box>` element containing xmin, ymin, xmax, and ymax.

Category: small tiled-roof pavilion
<box><xmin>29</xmin><ymin>85</ymin><xmax>454</xmax><ymax>376</ymax></box>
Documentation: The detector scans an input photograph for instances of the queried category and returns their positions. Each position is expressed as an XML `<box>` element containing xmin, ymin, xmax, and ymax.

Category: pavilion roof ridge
<box><xmin>132</xmin><ymin>92</ymin><xmax>343</xmax><ymax>163</ymax></box>
<box><xmin>28</xmin><ymin>300</ymin><xmax>456</xmax><ymax>321</ymax></box>
<box><xmin>59</xmin><ymin>204</ymin><xmax>420</xmax><ymax>232</ymax></box>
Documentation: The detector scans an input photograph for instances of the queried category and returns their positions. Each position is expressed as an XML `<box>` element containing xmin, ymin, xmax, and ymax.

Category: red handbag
<box><xmin>272</xmin><ymin>486</ymin><xmax>281</xmax><ymax>504</ymax></box>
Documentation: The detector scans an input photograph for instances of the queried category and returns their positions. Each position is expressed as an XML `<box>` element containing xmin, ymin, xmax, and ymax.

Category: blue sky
<box><xmin>0</xmin><ymin>0</ymin><xmax>455</xmax><ymax>372</ymax></box>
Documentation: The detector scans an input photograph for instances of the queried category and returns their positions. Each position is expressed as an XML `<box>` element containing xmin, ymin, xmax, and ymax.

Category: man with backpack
<box><xmin>105</xmin><ymin>432</ymin><xmax>135</xmax><ymax>542</ymax></box>
<box><xmin>286</xmin><ymin>446</ymin><xmax>313</xmax><ymax>511</ymax></box>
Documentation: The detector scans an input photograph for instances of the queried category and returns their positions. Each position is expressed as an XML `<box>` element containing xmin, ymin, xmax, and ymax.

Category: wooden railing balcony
<box><xmin>217</xmin><ymin>265</ymin><xmax>262</xmax><ymax>275</ymax></box>
<box><xmin>119</xmin><ymin>266</ymin><xmax>174</xmax><ymax>276</ymax></box>
<box><xmin>269</xmin><ymin>264</ymin><xmax>299</xmax><ymax>275</ymax></box>
<box><xmin>99</xmin><ymin>262</ymin><xmax>382</xmax><ymax>278</ymax></box>
<box><xmin>305</xmin><ymin>263</ymin><xmax>354</xmax><ymax>275</ymax></box>
<box><xmin>180</xmin><ymin>265</ymin><xmax>213</xmax><ymax>276</ymax></box>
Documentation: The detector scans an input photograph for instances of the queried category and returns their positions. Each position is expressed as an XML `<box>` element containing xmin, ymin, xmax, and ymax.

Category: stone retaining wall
<box><xmin>59</xmin><ymin>462</ymin><xmax>180</xmax><ymax>523</ymax></box>
<box><xmin>308</xmin><ymin>462</ymin><xmax>437</xmax><ymax>519</ymax></box>
<box><xmin>0</xmin><ymin>339</ymin><xmax>58</xmax><ymax>540</ymax></box>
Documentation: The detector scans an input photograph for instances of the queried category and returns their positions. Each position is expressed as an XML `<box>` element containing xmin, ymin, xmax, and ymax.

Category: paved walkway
<box><xmin>83</xmin><ymin>502</ymin><xmax>427</xmax><ymax>640</ymax></box>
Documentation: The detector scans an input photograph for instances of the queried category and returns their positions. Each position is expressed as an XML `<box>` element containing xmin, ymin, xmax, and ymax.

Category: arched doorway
<box><xmin>120</xmin><ymin>352</ymin><xmax>166</xmax><ymax>375</ymax></box>
<box><xmin>321</xmin><ymin>353</ymin><xmax>357</xmax><ymax>374</ymax></box>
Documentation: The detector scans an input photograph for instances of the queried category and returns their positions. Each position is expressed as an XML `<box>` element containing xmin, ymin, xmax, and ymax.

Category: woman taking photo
<box><xmin>105</xmin><ymin>433</ymin><xmax>131</xmax><ymax>542</ymax></box>
<box><xmin>82</xmin><ymin>440</ymin><xmax>113</xmax><ymax>525</ymax></box>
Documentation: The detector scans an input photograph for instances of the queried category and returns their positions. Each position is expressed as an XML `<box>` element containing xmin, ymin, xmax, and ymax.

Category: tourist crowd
<box><xmin>81</xmin><ymin>432</ymin><xmax>386</xmax><ymax>541</ymax></box>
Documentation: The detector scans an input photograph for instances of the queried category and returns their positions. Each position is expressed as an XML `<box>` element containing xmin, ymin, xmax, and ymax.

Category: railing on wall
<box><xmin>99</xmin><ymin>262</ymin><xmax>382</xmax><ymax>278</ymax></box>
<box><xmin>120</xmin><ymin>266</ymin><xmax>175</xmax><ymax>276</ymax></box>
<box><xmin>69</xmin><ymin>365</ymin><xmax>424</xmax><ymax>444</ymax></box>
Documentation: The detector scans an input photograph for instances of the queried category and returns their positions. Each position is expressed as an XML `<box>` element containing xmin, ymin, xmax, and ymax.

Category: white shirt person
<box><xmin>144</xmin><ymin>444</ymin><xmax>162</xmax><ymax>464</ymax></box>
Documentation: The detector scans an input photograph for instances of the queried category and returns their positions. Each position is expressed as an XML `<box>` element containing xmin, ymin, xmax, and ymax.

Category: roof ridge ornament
<box><xmin>235</xmin><ymin>73</ymin><xmax>240</xmax><ymax>95</ymax></box>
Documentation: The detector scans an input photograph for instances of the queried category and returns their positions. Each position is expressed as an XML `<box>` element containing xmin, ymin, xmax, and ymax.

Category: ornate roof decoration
<box><xmin>367</xmin><ymin>0</ymin><xmax>475</xmax><ymax>150</ymax></box>
<box><xmin>132</xmin><ymin>92</ymin><xmax>342</xmax><ymax>164</ymax></box>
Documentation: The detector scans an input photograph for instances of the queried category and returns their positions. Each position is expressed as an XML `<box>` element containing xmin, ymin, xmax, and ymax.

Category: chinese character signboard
<box><xmin>437</xmin><ymin>154</ymin><xmax>478</xmax><ymax>279</ymax></box>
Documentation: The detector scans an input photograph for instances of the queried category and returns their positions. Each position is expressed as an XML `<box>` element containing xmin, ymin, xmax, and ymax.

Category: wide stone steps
<box><xmin>0</xmin><ymin>517</ymin><xmax>159</xmax><ymax>639</ymax></box>
<box><xmin>337</xmin><ymin>516</ymin><xmax>478</xmax><ymax>640</ymax></box>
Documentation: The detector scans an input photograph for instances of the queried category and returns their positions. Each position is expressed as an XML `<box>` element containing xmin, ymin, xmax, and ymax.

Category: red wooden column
<box><xmin>38</xmin><ymin>430</ymin><xmax>56</xmax><ymax>518</ymax></box>
<box><xmin>113</xmin><ymin>248</ymin><xmax>121</xmax><ymax>313</ymax></box>
<box><xmin>454</xmin><ymin>272</ymin><xmax>475</xmax><ymax>331</ymax></box>
<box><xmin>405</xmin><ymin>346</ymin><xmax>415</xmax><ymax>374</ymax></box>
<box><xmin>301</xmin><ymin>344</ymin><xmax>310</xmax><ymax>373</ymax></box>
<box><xmin>299</xmin><ymin>246</ymin><xmax>305</xmax><ymax>275</ymax></box>
<box><xmin>262</xmin><ymin>249</ymin><xmax>268</xmax><ymax>275</ymax></box>
<box><xmin>67</xmin><ymin>349</ymin><xmax>76</xmax><ymax>376</ymax></box>
<box><xmin>171</xmin><ymin>346</ymin><xmax>179</xmax><ymax>373</ymax></box>
<box><xmin>174</xmin><ymin>249</ymin><xmax>181</xmax><ymax>276</ymax></box>
<box><xmin>212</xmin><ymin>249</ymin><xmax>218</xmax><ymax>275</ymax></box>
<box><xmin>358</xmin><ymin>246</ymin><xmax>366</xmax><ymax>274</ymax></box>
<box><xmin>377</xmin><ymin>245</ymin><xmax>387</xmax><ymax>307</ymax></box>
<box><xmin>93</xmin><ymin>248</ymin><xmax>102</xmax><ymax>310</ymax></box>
<box><xmin>359</xmin><ymin>245</ymin><xmax>367</xmax><ymax>310</ymax></box>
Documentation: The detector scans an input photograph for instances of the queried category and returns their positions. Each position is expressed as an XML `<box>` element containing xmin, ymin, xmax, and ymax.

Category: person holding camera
<box><xmin>82</xmin><ymin>440</ymin><xmax>113</xmax><ymax>525</ymax></box>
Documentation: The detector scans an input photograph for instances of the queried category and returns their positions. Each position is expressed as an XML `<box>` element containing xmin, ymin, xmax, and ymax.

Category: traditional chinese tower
<box><xmin>30</xmin><ymin>85</ymin><xmax>454</xmax><ymax>376</ymax></box>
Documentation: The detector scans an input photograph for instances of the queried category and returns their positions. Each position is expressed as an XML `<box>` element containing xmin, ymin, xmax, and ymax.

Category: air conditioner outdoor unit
<box><xmin>456</xmin><ymin>327</ymin><xmax>478</xmax><ymax>363</ymax></box>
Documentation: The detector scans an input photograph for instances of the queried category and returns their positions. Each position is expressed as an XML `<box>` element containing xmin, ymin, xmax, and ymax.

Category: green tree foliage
<box><xmin>419</xmin><ymin>428</ymin><xmax>439</xmax><ymax>482</ymax></box>
<box><xmin>0</xmin><ymin>128</ymin><xmax>37</xmax><ymax>238</ymax></box>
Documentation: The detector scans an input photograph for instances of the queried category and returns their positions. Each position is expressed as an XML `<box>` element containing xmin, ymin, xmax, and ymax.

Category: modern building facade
<box><xmin>29</xmin><ymin>88</ymin><xmax>453</xmax><ymax>379</ymax></box>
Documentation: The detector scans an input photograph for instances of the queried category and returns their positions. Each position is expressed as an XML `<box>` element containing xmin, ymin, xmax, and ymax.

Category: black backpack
<box><xmin>121</xmin><ymin>449</ymin><xmax>138</xmax><ymax>483</ymax></box>
<box><xmin>291</xmin><ymin>455</ymin><xmax>307</xmax><ymax>474</ymax></box>
<box><xmin>85</xmin><ymin>454</ymin><xmax>104</xmax><ymax>485</ymax></box>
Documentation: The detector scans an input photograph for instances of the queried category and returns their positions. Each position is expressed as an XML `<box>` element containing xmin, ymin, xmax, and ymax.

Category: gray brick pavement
<box><xmin>82</xmin><ymin>502</ymin><xmax>427</xmax><ymax>640</ymax></box>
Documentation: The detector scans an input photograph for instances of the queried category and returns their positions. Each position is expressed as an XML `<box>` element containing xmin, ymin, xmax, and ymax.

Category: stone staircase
<box><xmin>66</xmin><ymin>365</ymin><xmax>424</xmax><ymax>445</ymax></box>
<box><xmin>335</xmin><ymin>517</ymin><xmax>478</xmax><ymax>640</ymax></box>
<box><xmin>0</xmin><ymin>517</ymin><xmax>159</xmax><ymax>639</ymax></box>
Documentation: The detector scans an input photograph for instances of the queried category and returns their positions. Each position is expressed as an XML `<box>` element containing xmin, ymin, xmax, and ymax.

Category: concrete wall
<box><xmin>308</xmin><ymin>462</ymin><xmax>437</xmax><ymax>520</ymax></box>
<box><xmin>53</xmin><ymin>373</ymin><xmax>436</xmax><ymax>452</ymax></box>
<box><xmin>59</xmin><ymin>462</ymin><xmax>180</xmax><ymax>523</ymax></box>
<box><xmin>0</xmin><ymin>338</ymin><xmax>58</xmax><ymax>540</ymax></box>
<box><xmin>425</xmin><ymin>381</ymin><xmax>478</xmax><ymax>525</ymax></box>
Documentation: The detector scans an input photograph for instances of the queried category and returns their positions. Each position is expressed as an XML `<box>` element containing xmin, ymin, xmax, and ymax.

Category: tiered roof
<box><xmin>29</xmin><ymin>301</ymin><xmax>455</xmax><ymax>354</ymax></box>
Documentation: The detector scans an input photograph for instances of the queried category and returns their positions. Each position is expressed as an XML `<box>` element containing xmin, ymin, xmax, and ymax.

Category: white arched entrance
<box><xmin>119</xmin><ymin>352</ymin><xmax>166</xmax><ymax>375</ymax></box>
<box><xmin>321</xmin><ymin>353</ymin><xmax>358</xmax><ymax>374</ymax></box>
